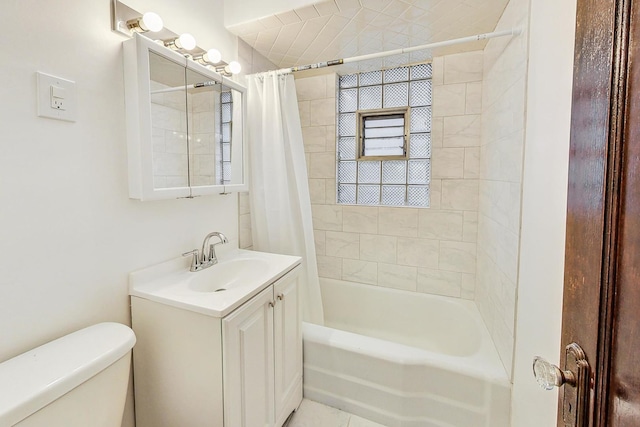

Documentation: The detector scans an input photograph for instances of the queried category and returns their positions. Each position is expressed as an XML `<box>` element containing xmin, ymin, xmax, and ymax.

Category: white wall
<box><xmin>0</xmin><ymin>1</ymin><xmax>239</xmax><ymax>426</ymax></box>
<box><xmin>511</xmin><ymin>0</ymin><xmax>577</xmax><ymax>425</ymax></box>
<box><xmin>476</xmin><ymin>0</ymin><xmax>530</xmax><ymax>379</ymax></box>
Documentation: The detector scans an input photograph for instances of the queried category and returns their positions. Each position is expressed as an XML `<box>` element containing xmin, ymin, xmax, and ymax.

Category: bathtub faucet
<box><xmin>182</xmin><ymin>231</ymin><xmax>228</xmax><ymax>272</ymax></box>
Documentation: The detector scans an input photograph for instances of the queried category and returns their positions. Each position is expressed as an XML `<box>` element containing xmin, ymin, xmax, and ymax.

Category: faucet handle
<box><xmin>182</xmin><ymin>249</ymin><xmax>201</xmax><ymax>271</ymax></box>
<box><xmin>182</xmin><ymin>249</ymin><xmax>199</xmax><ymax>257</ymax></box>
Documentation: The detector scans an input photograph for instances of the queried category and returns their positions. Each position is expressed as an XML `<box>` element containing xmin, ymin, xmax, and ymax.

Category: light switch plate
<box><xmin>36</xmin><ymin>71</ymin><xmax>77</xmax><ymax>122</ymax></box>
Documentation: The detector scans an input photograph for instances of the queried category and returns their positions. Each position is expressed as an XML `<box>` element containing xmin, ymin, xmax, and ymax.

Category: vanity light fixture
<box><xmin>126</xmin><ymin>12</ymin><xmax>164</xmax><ymax>33</ymax></box>
<box><xmin>165</xmin><ymin>33</ymin><xmax>197</xmax><ymax>51</ymax></box>
<box><xmin>194</xmin><ymin>48</ymin><xmax>222</xmax><ymax>65</ymax></box>
<box><xmin>217</xmin><ymin>61</ymin><xmax>242</xmax><ymax>76</ymax></box>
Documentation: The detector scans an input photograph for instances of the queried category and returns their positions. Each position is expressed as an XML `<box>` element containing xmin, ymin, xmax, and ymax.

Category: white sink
<box><xmin>129</xmin><ymin>249</ymin><xmax>301</xmax><ymax>317</ymax></box>
<box><xmin>187</xmin><ymin>258</ymin><xmax>271</xmax><ymax>293</ymax></box>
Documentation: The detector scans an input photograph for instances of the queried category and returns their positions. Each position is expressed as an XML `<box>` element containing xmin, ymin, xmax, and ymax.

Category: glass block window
<box><xmin>218</xmin><ymin>90</ymin><xmax>232</xmax><ymax>184</ymax></box>
<box><xmin>337</xmin><ymin>63</ymin><xmax>432</xmax><ymax>207</ymax></box>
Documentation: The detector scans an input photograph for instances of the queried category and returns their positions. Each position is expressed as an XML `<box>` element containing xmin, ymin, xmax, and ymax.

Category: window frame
<box><xmin>356</xmin><ymin>107</ymin><xmax>410</xmax><ymax>161</ymax></box>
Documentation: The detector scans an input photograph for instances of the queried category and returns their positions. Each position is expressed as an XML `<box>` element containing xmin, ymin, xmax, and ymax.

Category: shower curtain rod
<box><xmin>276</xmin><ymin>28</ymin><xmax>520</xmax><ymax>74</ymax></box>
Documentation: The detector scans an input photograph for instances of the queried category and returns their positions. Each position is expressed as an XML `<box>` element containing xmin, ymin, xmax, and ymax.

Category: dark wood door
<box><xmin>561</xmin><ymin>0</ymin><xmax>640</xmax><ymax>425</ymax></box>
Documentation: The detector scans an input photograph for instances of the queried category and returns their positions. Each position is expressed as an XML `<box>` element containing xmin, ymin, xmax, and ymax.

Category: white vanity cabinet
<box><xmin>223</xmin><ymin>270</ymin><xmax>302</xmax><ymax>427</ymax></box>
<box><xmin>130</xmin><ymin>261</ymin><xmax>302</xmax><ymax>427</ymax></box>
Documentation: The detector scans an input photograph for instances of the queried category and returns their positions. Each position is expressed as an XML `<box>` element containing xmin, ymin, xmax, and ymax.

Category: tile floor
<box><xmin>286</xmin><ymin>399</ymin><xmax>386</xmax><ymax>427</ymax></box>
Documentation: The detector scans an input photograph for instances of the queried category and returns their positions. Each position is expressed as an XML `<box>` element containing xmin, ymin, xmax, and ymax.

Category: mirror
<box><xmin>124</xmin><ymin>33</ymin><xmax>247</xmax><ymax>201</ymax></box>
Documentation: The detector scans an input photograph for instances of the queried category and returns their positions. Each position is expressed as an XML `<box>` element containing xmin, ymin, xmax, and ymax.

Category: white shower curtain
<box><xmin>246</xmin><ymin>71</ymin><xmax>324</xmax><ymax>325</ymax></box>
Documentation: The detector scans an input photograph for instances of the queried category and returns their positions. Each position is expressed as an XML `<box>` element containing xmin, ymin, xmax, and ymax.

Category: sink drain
<box><xmin>214</xmin><ymin>288</ymin><xmax>226</xmax><ymax>292</ymax></box>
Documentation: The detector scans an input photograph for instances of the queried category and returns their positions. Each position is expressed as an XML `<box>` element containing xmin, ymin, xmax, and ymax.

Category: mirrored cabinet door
<box><xmin>149</xmin><ymin>52</ymin><xmax>189</xmax><ymax>190</ymax></box>
<box><xmin>124</xmin><ymin>33</ymin><xmax>247</xmax><ymax>201</ymax></box>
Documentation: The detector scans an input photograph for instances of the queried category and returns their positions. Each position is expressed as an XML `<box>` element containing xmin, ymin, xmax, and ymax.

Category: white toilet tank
<box><xmin>0</xmin><ymin>322</ymin><xmax>136</xmax><ymax>427</ymax></box>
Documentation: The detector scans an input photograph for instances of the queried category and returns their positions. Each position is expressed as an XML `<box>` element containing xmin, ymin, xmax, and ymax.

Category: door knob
<box><xmin>533</xmin><ymin>343</ymin><xmax>590</xmax><ymax>427</ymax></box>
<box><xmin>533</xmin><ymin>356</ymin><xmax>575</xmax><ymax>390</ymax></box>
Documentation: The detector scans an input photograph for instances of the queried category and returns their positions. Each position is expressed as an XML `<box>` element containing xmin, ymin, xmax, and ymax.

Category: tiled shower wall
<box><xmin>298</xmin><ymin>50</ymin><xmax>483</xmax><ymax>299</ymax></box>
<box><xmin>476</xmin><ymin>0</ymin><xmax>530</xmax><ymax>379</ymax></box>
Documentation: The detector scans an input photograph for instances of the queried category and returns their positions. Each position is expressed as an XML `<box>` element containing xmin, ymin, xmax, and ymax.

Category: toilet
<box><xmin>0</xmin><ymin>322</ymin><xmax>136</xmax><ymax>427</ymax></box>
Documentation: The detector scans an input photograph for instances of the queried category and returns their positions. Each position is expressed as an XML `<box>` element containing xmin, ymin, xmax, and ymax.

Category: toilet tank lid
<box><xmin>0</xmin><ymin>322</ymin><xmax>136</xmax><ymax>426</ymax></box>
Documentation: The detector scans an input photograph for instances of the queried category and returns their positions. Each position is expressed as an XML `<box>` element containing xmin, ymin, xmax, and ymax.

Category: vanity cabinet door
<box><xmin>223</xmin><ymin>286</ymin><xmax>275</xmax><ymax>427</ymax></box>
<box><xmin>273</xmin><ymin>268</ymin><xmax>303</xmax><ymax>426</ymax></box>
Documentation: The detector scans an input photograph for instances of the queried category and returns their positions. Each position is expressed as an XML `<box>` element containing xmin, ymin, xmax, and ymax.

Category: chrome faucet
<box><xmin>182</xmin><ymin>231</ymin><xmax>228</xmax><ymax>272</ymax></box>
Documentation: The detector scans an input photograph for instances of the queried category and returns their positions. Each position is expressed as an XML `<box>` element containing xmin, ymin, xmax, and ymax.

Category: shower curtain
<box><xmin>246</xmin><ymin>71</ymin><xmax>324</xmax><ymax>325</ymax></box>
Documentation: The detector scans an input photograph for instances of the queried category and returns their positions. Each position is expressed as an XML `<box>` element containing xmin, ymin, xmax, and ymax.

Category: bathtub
<box><xmin>302</xmin><ymin>279</ymin><xmax>511</xmax><ymax>427</ymax></box>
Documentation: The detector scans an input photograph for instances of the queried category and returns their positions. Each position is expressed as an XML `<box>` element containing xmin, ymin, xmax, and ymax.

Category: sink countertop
<box><xmin>129</xmin><ymin>249</ymin><xmax>301</xmax><ymax>317</ymax></box>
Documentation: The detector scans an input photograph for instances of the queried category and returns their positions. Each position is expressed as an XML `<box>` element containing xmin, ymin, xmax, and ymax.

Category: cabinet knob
<box><xmin>269</xmin><ymin>301</ymin><xmax>275</xmax><ymax>308</ymax></box>
<box><xmin>277</xmin><ymin>294</ymin><xmax>284</xmax><ymax>301</ymax></box>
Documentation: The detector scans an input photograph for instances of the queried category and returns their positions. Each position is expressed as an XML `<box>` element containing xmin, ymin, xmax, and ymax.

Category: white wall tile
<box><xmin>461</xmin><ymin>273</ymin><xmax>476</xmax><ymax>299</ymax></box>
<box><xmin>431</xmin><ymin>147</ymin><xmax>465</xmax><ymax>179</ymax></box>
<box><xmin>317</xmin><ymin>255</ymin><xmax>342</xmax><ymax>279</ymax></box>
<box><xmin>417</xmin><ymin>268</ymin><xmax>462</xmax><ymax>297</ymax></box>
<box><xmin>343</xmin><ymin>206</ymin><xmax>378</xmax><ymax>234</ymax></box>
<box><xmin>378</xmin><ymin>263</ymin><xmax>417</xmax><ymax>291</ymax></box>
<box><xmin>464</xmin><ymin>147</ymin><xmax>480</xmax><ymax>179</ymax></box>
<box><xmin>342</xmin><ymin>259</ymin><xmax>378</xmax><ymax>285</ymax></box>
<box><xmin>359</xmin><ymin>233</ymin><xmax>397</xmax><ymax>263</ymax></box>
<box><xmin>465</xmin><ymin>81</ymin><xmax>483</xmax><ymax>114</ymax></box>
<box><xmin>309</xmin><ymin>178</ymin><xmax>327</xmax><ymax>204</ymax></box>
<box><xmin>397</xmin><ymin>237</ymin><xmax>439</xmax><ymax>268</ymax></box>
<box><xmin>326</xmin><ymin>231</ymin><xmax>360</xmax><ymax>259</ymax></box>
<box><xmin>312</xmin><ymin>205</ymin><xmax>343</xmax><ymax>230</ymax></box>
<box><xmin>302</xmin><ymin>126</ymin><xmax>328</xmax><ymax>152</ymax></box>
<box><xmin>308</xmin><ymin>152</ymin><xmax>336</xmax><ymax>179</ymax></box>
<box><xmin>441</xmin><ymin>179</ymin><xmax>479</xmax><ymax>211</ymax></box>
<box><xmin>444</xmin><ymin>51</ymin><xmax>483</xmax><ymax>84</ymax></box>
<box><xmin>443</xmin><ymin>115</ymin><xmax>481</xmax><ymax>147</ymax></box>
<box><xmin>296</xmin><ymin>75</ymin><xmax>327</xmax><ymax>101</ymax></box>
<box><xmin>463</xmin><ymin>211</ymin><xmax>478</xmax><ymax>242</ymax></box>
<box><xmin>314</xmin><ymin>229</ymin><xmax>326</xmax><ymax>255</ymax></box>
<box><xmin>418</xmin><ymin>210</ymin><xmax>463</xmax><ymax>240</ymax></box>
<box><xmin>310</xmin><ymin>98</ymin><xmax>336</xmax><ymax>126</ymax></box>
<box><xmin>378</xmin><ymin>207</ymin><xmax>419</xmax><ymax>237</ymax></box>
<box><xmin>439</xmin><ymin>241</ymin><xmax>476</xmax><ymax>273</ymax></box>
<box><xmin>432</xmin><ymin>83</ymin><xmax>466</xmax><ymax>117</ymax></box>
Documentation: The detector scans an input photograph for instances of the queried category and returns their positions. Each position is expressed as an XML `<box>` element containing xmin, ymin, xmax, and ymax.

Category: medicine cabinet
<box><xmin>123</xmin><ymin>33</ymin><xmax>247</xmax><ymax>200</ymax></box>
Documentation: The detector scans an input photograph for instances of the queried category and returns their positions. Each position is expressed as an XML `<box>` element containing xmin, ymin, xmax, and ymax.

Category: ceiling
<box><xmin>226</xmin><ymin>0</ymin><xmax>510</xmax><ymax>73</ymax></box>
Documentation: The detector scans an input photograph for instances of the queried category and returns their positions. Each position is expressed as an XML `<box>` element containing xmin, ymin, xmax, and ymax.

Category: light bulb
<box><xmin>227</xmin><ymin>61</ymin><xmax>242</xmax><ymax>75</ymax></box>
<box><xmin>204</xmin><ymin>49</ymin><xmax>222</xmax><ymax>64</ymax></box>
<box><xmin>126</xmin><ymin>11</ymin><xmax>163</xmax><ymax>33</ymax></box>
<box><xmin>176</xmin><ymin>33</ymin><xmax>197</xmax><ymax>50</ymax></box>
<box><xmin>141</xmin><ymin>12</ymin><xmax>163</xmax><ymax>32</ymax></box>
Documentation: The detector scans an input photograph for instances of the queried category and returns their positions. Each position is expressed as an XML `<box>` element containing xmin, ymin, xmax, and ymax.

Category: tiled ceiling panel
<box><xmin>227</xmin><ymin>0</ymin><xmax>509</xmax><ymax>72</ymax></box>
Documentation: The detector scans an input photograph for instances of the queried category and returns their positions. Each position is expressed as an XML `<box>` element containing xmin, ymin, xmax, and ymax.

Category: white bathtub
<box><xmin>302</xmin><ymin>279</ymin><xmax>511</xmax><ymax>427</ymax></box>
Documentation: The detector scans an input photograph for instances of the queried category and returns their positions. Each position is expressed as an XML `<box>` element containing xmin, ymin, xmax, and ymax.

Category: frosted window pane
<box><xmin>360</xmin><ymin>70</ymin><xmax>382</xmax><ymax>86</ymax></box>
<box><xmin>221</xmin><ymin>91</ymin><xmax>232</xmax><ymax>103</ymax></box>
<box><xmin>408</xmin><ymin>160</ymin><xmax>430</xmax><ymax>184</ymax></box>
<box><xmin>338</xmin><ymin>113</ymin><xmax>356</xmax><ymax>136</ymax></box>
<box><xmin>410</xmin><ymin>107</ymin><xmax>431</xmax><ymax>133</ymax></box>
<box><xmin>411</xmin><ymin>63</ymin><xmax>432</xmax><ymax>79</ymax></box>
<box><xmin>364</xmin><ymin>127</ymin><xmax>403</xmax><ymax>138</ymax></box>
<box><xmin>222</xmin><ymin>103</ymin><xmax>231</xmax><ymax>122</ymax></box>
<box><xmin>383</xmin><ymin>83</ymin><xmax>409</xmax><ymax>108</ymax></box>
<box><xmin>408</xmin><ymin>185</ymin><xmax>430</xmax><ymax>207</ymax></box>
<box><xmin>382</xmin><ymin>160</ymin><xmax>406</xmax><ymax>184</ymax></box>
<box><xmin>338</xmin><ymin>161</ymin><xmax>357</xmax><ymax>184</ymax></box>
<box><xmin>358</xmin><ymin>185</ymin><xmax>380</xmax><ymax>205</ymax></box>
<box><xmin>384</xmin><ymin>67</ymin><xmax>409</xmax><ymax>83</ymax></box>
<box><xmin>359</xmin><ymin>85</ymin><xmax>382</xmax><ymax>110</ymax></box>
<box><xmin>382</xmin><ymin>185</ymin><xmax>406</xmax><ymax>206</ymax></box>
<box><xmin>365</xmin><ymin>116</ymin><xmax>404</xmax><ymax>128</ymax></box>
<box><xmin>222</xmin><ymin>143</ymin><xmax>230</xmax><ymax>160</ymax></box>
<box><xmin>222</xmin><ymin>123</ymin><xmax>231</xmax><ymax>142</ymax></box>
<box><xmin>358</xmin><ymin>161</ymin><xmax>381</xmax><ymax>183</ymax></box>
<box><xmin>339</xmin><ymin>137</ymin><xmax>356</xmax><ymax>160</ymax></box>
<box><xmin>340</xmin><ymin>74</ymin><xmax>358</xmax><ymax>88</ymax></box>
<box><xmin>409</xmin><ymin>133</ymin><xmax>431</xmax><ymax>158</ymax></box>
<box><xmin>410</xmin><ymin>80</ymin><xmax>432</xmax><ymax>107</ymax></box>
<box><xmin>338</xmin><ymin>184</ymin><xmax>357</xmax><ymax>204</ymax></box>
<box><xmin>339</xmin><ymin>89</ymin><xmax>358</xmax><ymax>113</ymax></box>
